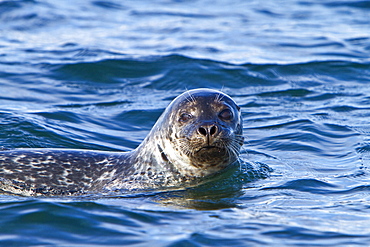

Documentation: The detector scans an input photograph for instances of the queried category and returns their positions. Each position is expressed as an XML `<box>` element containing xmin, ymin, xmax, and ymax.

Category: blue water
<box><xmin>1</xmin><ymin>0</ymin><xmax>370</xmax><ymax>245</ymax></box>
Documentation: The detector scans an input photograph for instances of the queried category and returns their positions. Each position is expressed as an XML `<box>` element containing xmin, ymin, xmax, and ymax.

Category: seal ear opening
<box><xmin>157</xmin><ymin>144</ymin><xmax>169</xmax><ymax>162</ymax></box>
<box><xmin>161</xmin><ymin>152</ymin><xmax>169</xmax><ymax>162</ymax></box>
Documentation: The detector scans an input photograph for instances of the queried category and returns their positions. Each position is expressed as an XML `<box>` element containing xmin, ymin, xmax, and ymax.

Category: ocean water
<box><xmin>1</xmin><ymin>0</ymin><xmax>370</xmax><ymax>246</ymax></box>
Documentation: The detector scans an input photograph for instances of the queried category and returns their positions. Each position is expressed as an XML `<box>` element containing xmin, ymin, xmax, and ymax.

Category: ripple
<box><xmin>261</xmin><ymin>178</ymin><xmax>337</xmax><ymax>194</ymax></box>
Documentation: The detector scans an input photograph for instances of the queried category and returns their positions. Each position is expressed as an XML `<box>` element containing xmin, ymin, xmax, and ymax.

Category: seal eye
<box><xmin>219</xmin><ymin>109</ymin><xmax>233</xmax><ymax>121</ymax></box>
<box><xmin>179</xmin><ymin>113</ymin><xmax>193</xmax><ymax>122</ymax></box>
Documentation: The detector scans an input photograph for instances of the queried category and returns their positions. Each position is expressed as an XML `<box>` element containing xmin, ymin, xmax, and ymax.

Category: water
<box><xmin>1</xmin><ymin>0</ymin><xmax>370</xmax><ymax>245</ymax></box>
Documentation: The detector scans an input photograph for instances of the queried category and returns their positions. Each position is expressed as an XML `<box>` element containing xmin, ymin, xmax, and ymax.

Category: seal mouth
<box><xmin>197</xmin><ymin>146</ymin><xmax>219</xmax><ymax>152</ymax></box>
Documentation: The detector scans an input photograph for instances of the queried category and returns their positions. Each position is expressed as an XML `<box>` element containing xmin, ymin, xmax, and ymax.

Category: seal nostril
<box><xmin>198</xmin><ymin>126</ymin><xmax>207</xmax><ymax>136</ymax></box>
<box><xmin>210</xmin><ymin>125</ymin><xmax>217</xmax><ymax>136</ymax></box>
<box><xmin>198</xmin><ymin>125</ymin><xmax>217</xmax><ymax>136</ymax></box>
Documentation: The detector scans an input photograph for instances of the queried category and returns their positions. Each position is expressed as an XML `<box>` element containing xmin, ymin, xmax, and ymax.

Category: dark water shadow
<box><xmin>121</xmin><ymin>161</ymin><xmax>272</xmax><ymax>210</ymax></box>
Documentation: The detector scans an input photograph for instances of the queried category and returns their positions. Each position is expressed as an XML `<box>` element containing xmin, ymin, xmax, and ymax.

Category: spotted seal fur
<box><xmin>0</xmin><ymin>88</ymin><xmax>244</xmax><ymax>196</ymax></box>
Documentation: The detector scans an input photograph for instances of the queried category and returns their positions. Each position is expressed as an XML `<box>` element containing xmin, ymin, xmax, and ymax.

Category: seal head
<box><xmin>134</xmin><ymin>88</ymin><xmax>244</xmax><ymax>180</ymax></box>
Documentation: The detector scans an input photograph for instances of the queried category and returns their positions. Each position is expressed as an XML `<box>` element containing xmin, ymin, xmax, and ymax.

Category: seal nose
<box><xmin>198</xmin><ymin>124</ymin><xmax>218</xmax><ymax>138</ymax></box>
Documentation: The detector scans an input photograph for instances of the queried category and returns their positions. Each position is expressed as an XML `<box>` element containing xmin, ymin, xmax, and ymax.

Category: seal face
<box><xmin>0</xmin><ymin>89</ymin><xmax>244</xmax><ymax>196</ymax></box>
<box><xmin>157</xmin><ymin>88</ymin><xmax>243</xmax><ymax>176</ymax></box>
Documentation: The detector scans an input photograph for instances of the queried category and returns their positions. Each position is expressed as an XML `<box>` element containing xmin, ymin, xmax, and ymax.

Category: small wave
<box><xmin>261</xmin><ymin>178</ymin><xmax>337</xmax><ymax>194</ymax></box>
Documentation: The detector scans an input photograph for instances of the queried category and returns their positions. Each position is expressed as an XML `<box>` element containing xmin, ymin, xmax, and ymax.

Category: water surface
<box><xmin>1</xmin><ymin>0</ymin><xmax>370</xmax><ymax>246</ymax></box>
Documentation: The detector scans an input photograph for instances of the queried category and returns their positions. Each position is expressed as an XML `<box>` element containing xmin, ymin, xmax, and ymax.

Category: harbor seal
<box><xmin>0</xmin><ymin>88</ymin><xmax>244</xmax><ymax>196</ymax></box>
